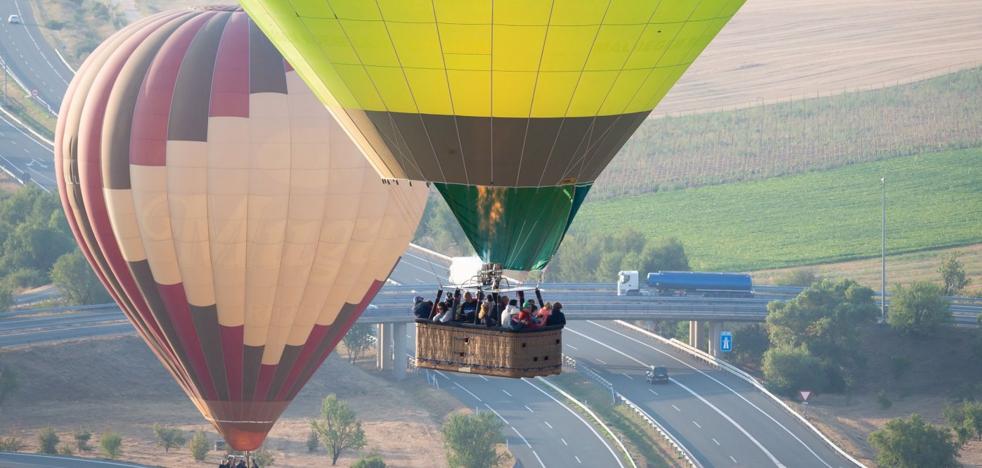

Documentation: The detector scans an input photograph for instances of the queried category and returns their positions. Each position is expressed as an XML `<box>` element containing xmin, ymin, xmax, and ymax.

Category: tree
<box><xmin>50</xmin><ymin>251</ymin><xmax>111</xmax><ymax>305</ymax></box>
<box><xmin>442</xmin><ymin>412</ymin><xmax>505</xmax><ymax>468</ymax></box>
<box><xmin>100</xmin><ymin>432</ymin><xmax>122</xmax><ymax>459</ymax></box>
<box><xmin>766</xmin><ymin>279</ymin><xmax>878</xmax><ymax>388</ymax></box>
<box><xmin>342</xmin><ymin>324</ymin><xmax>374</xmax><ymax>364</ymax></box>
<box><xmin>868</xmin><ymin>414</ymin><xmax>960</xmax><ymax>468</ymax></box>
<box><xmin>73</xmin><ymin>430</ymin><xmax>92</xmax><ymax>452</ymax></box>
<box><xmin>939</xmin><ymin>253</ymin><xmax>970</xmax><ymax>295</ymax></box>
<box><xmin>731</xmin><ymin>324</ymin><xmax>769</xmax><ymax>366</ymax></box>
<box><xmin>888</xmin><ymin>282</ymin><xmax>951</xmax><ymax>335</ymax></box>
<box><xmin>0</xmin><ymin>284</ymin><xmax>12</xmax><ymax>312</ymax></box>
<box><xmin>152</xmin><ymin>424</ymin><xmax>186</xmax><ymax>453</ymax></box>
<box><xmin>1</xmin><ymin>223</ymin><xmax>72</xmax><ymax>278</ymax></box>
<box><xmin>37</xmin><ymin>428</ymin><xmax>59</xmax><ymax>454</ymax></box>
<box><xmin>762</xmin><ymin>347</ymin><xmax>828</xmax><ymax>396</ymax></box>
<box><xmin>352</xmin><ymin>455</ymin><xmax>386</xmax><ymax>468</ymax></box>
<box><xmin>944</xmin><ymin>401</ymin><xmax>982</xmax><ymax>444</ymax></box>
<box><xmin>188</xmin><ymin>431</ymin><xmax>209</xmax><ymax>461</ymax></box>
<box><xmin>310</xmin><ymin>394</ymin><xmax>366</xmax><ymax>465</ymax></box>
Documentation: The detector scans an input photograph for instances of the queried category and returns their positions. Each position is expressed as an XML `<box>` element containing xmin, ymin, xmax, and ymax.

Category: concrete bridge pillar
<box><xmin>688</xmin><ymin>321</ymin><xmax>702</xmax><ymax>349</ymax></box>
<box><xmin>376</xmin><ymin>323</ymin><xmax>394</xmax><ymax>371</ymax></box>
<box><xmin>392</xmin><ymin>322</ymin><xmax>408</xmax><ymax>380</ymax></box>
<box><xmin>707</xmin><ymin>321</ymin><xmax>724</xmax><ymax>357</ymax></box>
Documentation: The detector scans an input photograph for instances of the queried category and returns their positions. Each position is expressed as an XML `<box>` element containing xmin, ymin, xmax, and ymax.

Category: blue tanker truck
<box><xmin>617</xmin><ymin>270</ymin><xmax>754</xmax><ymax>297</ymax></box>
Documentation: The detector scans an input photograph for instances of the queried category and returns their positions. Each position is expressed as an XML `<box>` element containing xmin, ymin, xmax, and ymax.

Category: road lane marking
<box><xmin>532</xmin><ymin>450</ymin><xmax>547</xmax><ymax>468</ymax></box>
<box><xmin>485</xmin><ymin>404</ymin><xmax>508</xmax><ymax>425</ymax></box>
<box><xmin>523</xmin><ymin>378</ymin><xmax>626</xmax><ymax>468</ymax></box>
<box><xmin>649</xmin><ymin>389</ymin><xmax>659</xmax><ymax>396</ymax></box>
<box><xmin>671</xmin><ymin>404</ymin><xmax>681</xmax><ymax>412</ymax></box>
<box><xmin>479</xmin><ymin>375</ymin><xmax>489</xmax><ymax>381</ymax></box>
<box><xmin>453</xmin><ymin>382</ymin><xmax>482</xmax><ymax>402</ymax></box>
<box><xmin>511</xmin><ymin>426</ymin><xmax>532</xmax><ymax>448</ymax></box>
<box><xmin>575</xmin><ymin>455</ymin><xmax>582</xmax><ymax>464</ymax></box>
<box><xmin>731</xmin><ymin>455</ymin><xmax>739</xmax><ymax>464</ymax></box>
<box><xmin>524</xmin><ymin>405</ymin><xmax>534</xmax><ymax>413</ymax></box>
<box><xmin>585</xmin><ymin>321</ymin><xmax>832</xmax><ymax>468</ymax></box>
<box><xmin>543</xmin><ymin>421</ymin><xmax>553</xmax><ymax>429</ymax></box>
<box><xmin>567</xmin><ymin>344</ymin><xmax>578</xmax><ymax>350</ymax></box>
<box><xmin>561</xmin><ymin>438</ymin><xmax>568</xmax><ymax>446</ymax></box>
<box><xmin>566</xmin><ymin>327</ymin><xmax>785</xmax><ymax>468</ymax></box>
<box><xmin>621</xmin><ymin>372</ymin><xmax>633</xmax><ymax>380</ymax></box>
<box><xmin>692</xmin><ymin>420</ymin><xmax>702</xmax><ymax>429</ymax></box>
<box><xmin>502</xmin><ymin>389</ymin><xmax>513</xmax><ymax>397</ymax></box>
<box><xmin>713</xmin><ymin>438</ymin><xmax>721</xmax><ymax>446</ymax></box>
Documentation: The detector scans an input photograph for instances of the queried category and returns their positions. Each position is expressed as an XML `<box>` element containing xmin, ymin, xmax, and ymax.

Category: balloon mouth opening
<box><xmin>215</xmin><ymin>422</ymin><xmax>273</xmax><ymax>452</ymax></box>
<box><xmin>195</xmin><ymin>5</ymin><xmax>243</xmax><ymax>12</ymax></box>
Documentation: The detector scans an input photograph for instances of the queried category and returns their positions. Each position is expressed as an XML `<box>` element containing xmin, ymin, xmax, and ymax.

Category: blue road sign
<box><xmin>720</xmin><ymin>331</ymin><xmax>733</xmax><ymax>353</ymax></box>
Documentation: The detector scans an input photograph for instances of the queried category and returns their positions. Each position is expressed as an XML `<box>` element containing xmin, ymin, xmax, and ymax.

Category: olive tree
<box><xmin>442</xmin><ymin>412</ymin><xmax>505</xmax><ymax>468</ymax></box>
<box><xmin>888</xmin><ymin>282</ymin><xmax>951</xmax><ymax>335</ymax></box>
<box><xmin>310</xmin><ymin>394</ymin><xmax>365</xmax><ymax>465</ymax></box>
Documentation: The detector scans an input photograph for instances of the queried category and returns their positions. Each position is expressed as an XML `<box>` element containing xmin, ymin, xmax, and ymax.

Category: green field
<box><xmin>571</xmin><ymin>148</ymin><xmax>982</xmax><ymax>271</ymax></box>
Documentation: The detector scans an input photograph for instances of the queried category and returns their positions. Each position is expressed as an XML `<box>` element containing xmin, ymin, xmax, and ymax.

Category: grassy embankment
<box><xmin>0</xmin><ymin>66</ymin><xmax>55</xmax><ymax>138</ymax></box>
<box><xmin>572</xmin><ymin>147</ymin><xmax>982</xmax><ymax>272</ymax></box>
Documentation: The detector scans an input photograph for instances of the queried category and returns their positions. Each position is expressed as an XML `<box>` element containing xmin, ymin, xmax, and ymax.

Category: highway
<box><xmin>565</xmin><ymin>321</ymin><xmax>852</xmax><ymax>467</ymax></box>
<box><xmin>0</xmin><ymin>111</ymin><xmax>55</xmax><ymax>191</ymax></box>
<box><xmin>0</xmin><ymin>0</ymin><xmax>73</xmax><ymax>110</ymax></box>
<box><xmin>0</xmin><ymin>453</ymin><xmax>147</xmax><ymax>467</ymax></box>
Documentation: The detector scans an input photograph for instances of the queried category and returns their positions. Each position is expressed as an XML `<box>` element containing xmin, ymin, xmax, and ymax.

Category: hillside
<box><xmin>594</xmin><ymin>67</ymin><xmax>982</xmax><ymax>200</ymax></box>
<box><xmin>568</xmin><ymin>148</ymin><xmax>982</xmax><ymax>272</ymax></box>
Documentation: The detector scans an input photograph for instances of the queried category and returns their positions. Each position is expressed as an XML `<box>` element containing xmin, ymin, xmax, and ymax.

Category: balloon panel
<box><xmin>240</xmin><ymin>0</ymin><xmax>745</xmax><ymax>185</ymax></box>
<box><xmin>55</xmin><ymin>7</ymin><xmax>427</xmax><ymax>450</ymax></box>
<box><xmin>435</xmin><ymin>183</ymin><xmax>591</xmax><ymax>271</ymax></box>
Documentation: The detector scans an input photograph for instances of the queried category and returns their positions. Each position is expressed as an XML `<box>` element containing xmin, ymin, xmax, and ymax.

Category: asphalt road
<box><xmin>0</xmin><ymin>452</ymin><xmax>147</xmax><ymax>467</ymax></box>
<box><xmin>0</xmin><ymin>111</ymin><xmax>55</xmax><ymax>191</ymax></box>
<box><xmin>565</xmin><ymin>320</ymin><xmax>855</xmax><ymax>467</ymax></box>
<box><xmin>0</xmin><ymin>0</ymin><xmax>73</xmax><ymax>110</ymax></box>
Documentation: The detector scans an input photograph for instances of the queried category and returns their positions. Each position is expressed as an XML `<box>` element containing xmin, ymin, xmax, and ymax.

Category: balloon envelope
<box><xmin>242</xmin><ymin>0</ymin><xmax>745</xmax><ymax>270</ymax></box>
<box><xmin>55</xmin><ymin>6</ymin><xmax>427</xmax><ymax>450</ymax></box>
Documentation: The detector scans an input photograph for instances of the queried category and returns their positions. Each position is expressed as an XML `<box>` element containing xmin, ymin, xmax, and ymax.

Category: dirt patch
<box><xmin>0</xmin><ymin>337</ymin><xmax>458</xmax><ymax>467</ymax></box>
<box><xmin>754</xmin><ymin>244</ymin><xmax>982</xmax><ymax>293</ymax></box>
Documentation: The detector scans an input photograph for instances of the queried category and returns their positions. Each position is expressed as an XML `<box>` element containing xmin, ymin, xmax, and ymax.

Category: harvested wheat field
<box><xmin>0</xmin><ymin>337</ymin><xmax>460</xmax><ymax>467</ymax></box>
<box><xmin>754</xmin><ymin>244</ymin><xmax>982</xmax><ymax>292</ymax></box>
<box><xmin>657</xmin><ymin>0</ymin><xmax>982</xmax><ymax>115</ymax></box>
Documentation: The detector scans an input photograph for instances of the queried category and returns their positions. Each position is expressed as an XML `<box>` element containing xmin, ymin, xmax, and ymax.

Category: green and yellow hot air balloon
<box><xmin>240</xmin><ymin>0</ymin><xmax>744</xmax><ymax>272</ymax></box>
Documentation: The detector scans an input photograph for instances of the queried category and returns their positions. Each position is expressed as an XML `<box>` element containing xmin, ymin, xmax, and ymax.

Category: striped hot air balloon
<box><xmin>54</xmin><ymin>6</ymin><xmax>427</xmax><ymax>450</ymax></box>
<box><xmin>240</xmin><ymin>0</ymin><xmax>745</xmax><ymax>271</ymax></box>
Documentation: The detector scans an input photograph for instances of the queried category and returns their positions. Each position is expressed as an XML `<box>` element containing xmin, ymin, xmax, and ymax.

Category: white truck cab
<box><xmin>617</xmin><ymin>270</ymin><xmax>640</xmax><ymax>296</ymax></box>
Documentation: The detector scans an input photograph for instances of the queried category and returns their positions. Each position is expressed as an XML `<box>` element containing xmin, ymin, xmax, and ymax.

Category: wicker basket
<box><xmin>414</xmin><ymin>321</ymin><xmax>563</xmax><ymax>378</ymax></box>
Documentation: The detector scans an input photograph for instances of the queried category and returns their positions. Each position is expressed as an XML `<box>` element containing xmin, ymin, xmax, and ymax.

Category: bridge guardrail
<box><xmin>614</xmin><ymin>320</ymin><xmax>866</xmax><ymax>468</ymax></box>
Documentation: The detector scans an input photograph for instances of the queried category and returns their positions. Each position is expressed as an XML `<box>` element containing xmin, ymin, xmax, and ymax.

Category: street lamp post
<box><xmin>881</xmin><ymin>177</ymin><xmax>886</xmax><ymax>322</ymax></box>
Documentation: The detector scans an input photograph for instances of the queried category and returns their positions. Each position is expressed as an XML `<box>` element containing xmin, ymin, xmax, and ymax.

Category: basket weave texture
<box><xmin>415</xmin><ymin>321</ymin><xmax>562</xmax><ymax>378</ymax></box>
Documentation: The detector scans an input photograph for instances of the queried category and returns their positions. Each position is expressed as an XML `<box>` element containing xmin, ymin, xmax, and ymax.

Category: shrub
<box><xmin>100</xmin><ymin>432</ymin><xmax>122</xmax><ymax>459</ymax></box>
<box><xmin>0</xmin><ymin>437</ymin><xmax>23</xmax><ymax>452</ymax></box>
<box><xmin>889</xmin><ymin>282</ymin><xmax>952</xmax><ymax>335</ymax></box>
<box><xmin>58</xmin><ymin>444</ymin><xmax>73</xmax><ymax>455</ymax></box>
<box><xmin>869</xmin><ymin>414</ymin><xmax>960</xmax><ymax>468</ymax></box>
<box><xmin>442</xmin><ymin>412</ymin><xmax>505</xmax><ymax>468</ymax></box>
<box><xmin>253</xmin><ymin>447</ymin><xmax>275</xmax><ymax>466</ymax></box>
<box><xmin>352</xmin><ymin>455</ymin><xmax>387</xmax><ymax>468</ymax></box>
<box><xmin>762</xmin><ymin>347</ymin><xmax>826</xmax><ymax>396</ymax></box>
<box><xmin>189</xmin><ymin>431</ymin><xmax>209</xmax><ymax>461</ymax></box>
<box><xmin>37</xmin><ymin>428</ymin><xmax>59</xmax><ymax>454</ymax></box>
<box><xmin>73</xmin><ymin>430</ymin><xmax>92</xmax><ymax>452</ymax></box>
<box><xmin>876</xmin><ymin>390</ymin><xmax>893</xmax><ymax>410</ymax></box>
<box><xmin>306</xmin><ymin>430</ymin><xmax>319</xmax><ymax>452</ymax></box>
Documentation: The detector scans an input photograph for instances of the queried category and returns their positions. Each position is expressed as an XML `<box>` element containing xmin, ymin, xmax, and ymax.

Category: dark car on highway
<box><xmin>647</xmin><ymin>366</ymin><xmax>669</xmax><ymax>384</ymax></box>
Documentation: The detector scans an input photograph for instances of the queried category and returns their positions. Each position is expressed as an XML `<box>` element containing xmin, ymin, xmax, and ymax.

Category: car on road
<box><xmin>647</xmin><ymin>366</ymin><xmax>669</xmax><ymax>384</ymax></box>
<box><xmin>7</xmin><ymin>15</ymin><xmax>22</xmax><ymax>24</ymax></box>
